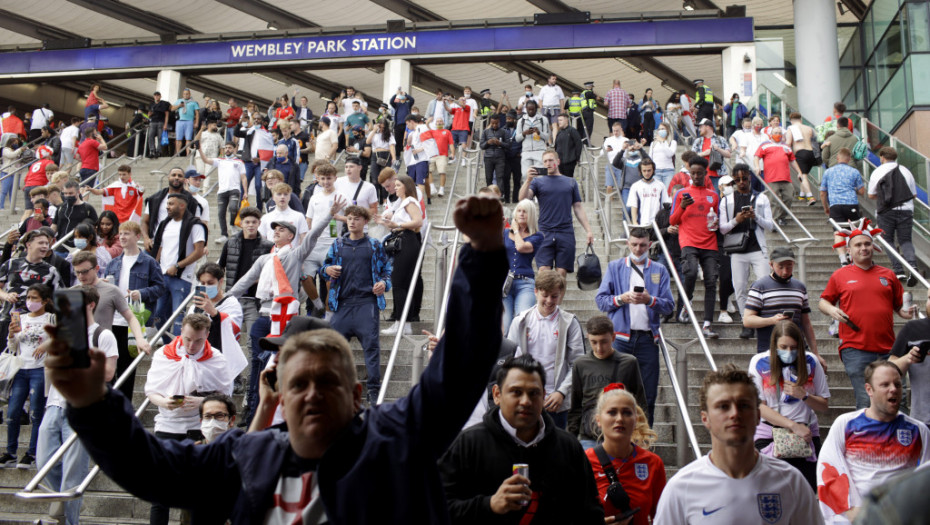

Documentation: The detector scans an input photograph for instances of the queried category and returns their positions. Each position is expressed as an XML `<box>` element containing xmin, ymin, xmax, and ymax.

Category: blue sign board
<box><xmin>0</xmin><ymin>18</ymin><xmax>753</xmax><ymax>76</ymax></box>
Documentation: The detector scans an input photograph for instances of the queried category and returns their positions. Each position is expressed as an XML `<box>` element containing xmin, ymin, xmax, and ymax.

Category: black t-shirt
<box><xmin>53</xmin><ymin>202</ymin><xmax>98</xmax><ymax>246</ymax></box>
<box><xmin>892</xmin><ymin>318</ymin><xmax>930</xmax><ymax>357</ymax></box>
<box><xmin>150</xmin><ymin>100</ymin><xmax>171</xmax><ymax>123</ymax></box>
<box><xmin>731</xmin><ymin>192</ymin><xmax>760</xmax><ymax>253</ymax></box>
<box><xmin>295</xmin><ymin>131</ymin><xmax>311</xmax><ymax>163</ymax></box>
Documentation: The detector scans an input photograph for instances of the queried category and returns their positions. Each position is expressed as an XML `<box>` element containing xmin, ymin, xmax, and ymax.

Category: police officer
<box><xmin>479</xmin><ymin>88</ymin><xmax>495</xmax><ymax>124</ymax></box>
<box><xmin>694</xmin><ymin>79</ymin><xmax>715</xmax><ymax>123</ymax></box>
<box><xmin>581</xmin><ymin>81</ymin><xmax>599</xmax><ymax>144</ymax></box>
<box><xmin>565</xmin><ymin>88</ymin><xmax>586</xmax><ymax>143</ymax></box>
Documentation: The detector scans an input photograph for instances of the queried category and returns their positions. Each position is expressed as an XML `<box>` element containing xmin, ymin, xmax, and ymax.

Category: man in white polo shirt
<box><xmin>198</xmin><ymin>141</ymin><xmax>246</xmax><ymax>243</ymax></box>
<box><xmin>538</xmin><ymin>75</ymin><xmax>566</xmax><ymax>127</ymax></box>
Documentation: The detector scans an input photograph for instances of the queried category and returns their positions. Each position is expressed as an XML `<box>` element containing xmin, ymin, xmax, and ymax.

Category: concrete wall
<box><xmin>893</xmin><ymin>110</ymin><xmax>930</xmax><ymax>158</ymax></box>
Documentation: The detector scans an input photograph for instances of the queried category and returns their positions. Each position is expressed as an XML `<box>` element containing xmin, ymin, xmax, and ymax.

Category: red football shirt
<box><xmin>755</xmin><ymin>142</ymin><xmax>796</xmax><ymax>183</ymax></box>
<box><xmin>77</xmin><ymin>139</ymin><xmax>101</xmax><ymax>171</ymax></box>
<box><xmin>821</xmin><ymin>263</ymin><xmax>902</xmax><ymax>352</ymax></box>
<box><xmin>585</xmin><ymin>446</ymin><xmax>666</xmax><ymax>525</ymax></box>
<box><xmin>421</xmin><ymin>129</ymin><xmax>453</xmax><ymax>157</ymax></box>
<box><xmin>669</xmin><ymin>184</ymin><xmax>719</xmax><ymax>250</ymax></box>
<box><xmin>24</xmin><ymin>159</ymin><xmax>53</xmax><ymax>187</ymax></box>
<box><xmin>449</xmin><ymin>106</ymin><xmax>471</xmax><ymax>131</ymax></box>
<box><xmin>666</xmin><ymin>168</ymin><xmax>692</xmax><ymax>196</ymax></box>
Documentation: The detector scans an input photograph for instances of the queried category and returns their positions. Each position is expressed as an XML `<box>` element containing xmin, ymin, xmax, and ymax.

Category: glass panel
<box><xmin>907</xmin><ymin>2</ymin><xmax>930</xmax><ymax>52</ymax></box>
<box><xmin>840</xmin><ymin>26</ymin><xmax>863</xmax><ymax>67</ymax></box>
<box><xmin>876</xmin><ymin>63</ymin><xmax>908</xmax><ymax>130</ymax></box>
<box><xmin>873</xmin><ymin>15</ymin><xmax>905</xmax><ymax>91</ymax></box>
<box><xmin>865</xmin><ymin>7</ymin><xmax>876</xmax><ymax>53</ymax></box>
<box><xmin>872</xmin><ymin>0</ymin><xmax>903</xmax><ymax>49</ymax></box>
<box><xmin>911</xmin><ymin>54</ymin><xmax>930</xmax><ymax>105</ymax></box>
<box><xmin>841</xmin><ymin>69</ymin><xmax>865</xmax><ymax>112</ymax></box>
<box><xmin>756</xmin><ymin>71</ymin><xmax>798</xmax><ymax>115</ymax></box>
<box><xmin>755</xmin><ymin>38</ymin><xmax>787</xmax><ymax>70</ymax></box>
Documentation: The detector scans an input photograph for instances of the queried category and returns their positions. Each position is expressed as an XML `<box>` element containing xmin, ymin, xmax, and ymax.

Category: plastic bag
<box><xmin>127</xmin><ymin>298</ymin><xmax>151</xmax><ymax>359</ymax></box>
<box><xmin>160</xmin><ymin>130</ymin><xmax>169</xmax><ymax>146</ymax></box>
<box><xmin>0</xmin><ymin>347</ymin><xmax>23</xmax><ymax>406</ymax></box>
<box><xmin>234</xmin><ymin>197</ymin><xmax>250</xmax><ymax>227</ymax></box>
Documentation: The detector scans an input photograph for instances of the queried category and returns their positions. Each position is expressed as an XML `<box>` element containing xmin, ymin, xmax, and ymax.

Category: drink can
<box><xmin>904</xmin><ymin>291</ymin><xmax>913</xmax><ymax>312</ymax></box>
<box><xmin>512</xmin><ymin>463</ymin><xmax>529</xmax><ymax>479</ymax></box>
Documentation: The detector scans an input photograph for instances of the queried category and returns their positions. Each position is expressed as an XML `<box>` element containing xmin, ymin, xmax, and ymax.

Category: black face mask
<box><xmin>506</xmin><ymin>121</ymin><xmax>516</xmax><ymax>128</ymax></box>
<box><xmin>63</xmin><ymin>196</ymin><xmax>77</xmax><ymax>205</ymax></box>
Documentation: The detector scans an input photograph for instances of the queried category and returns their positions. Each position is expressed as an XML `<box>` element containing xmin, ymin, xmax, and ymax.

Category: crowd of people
<box><xmin>0</xmin><ymin>76</ymin><xmax>928</xmax><ymax>525</ymax></box>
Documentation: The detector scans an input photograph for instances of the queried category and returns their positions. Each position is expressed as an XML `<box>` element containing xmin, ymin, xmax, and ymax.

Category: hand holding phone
<box><xmin>54</xmin><ymin>289</ymin><xmax>89</xmax><ymax>369</ymax></box>
<box><xmin>633</xmin><ymin>286</ymin><xmax>645</xmax><ymax>293</ymax></box>
<box><xmin>908</xmin><ymin>340</ymin><xmax>930</xmax><ymax>361</ymax></box>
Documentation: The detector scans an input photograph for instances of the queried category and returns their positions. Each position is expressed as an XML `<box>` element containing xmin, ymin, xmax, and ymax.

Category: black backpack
<box><xmin>877</xmin><ymin>165</ymin><xmax>914</xmax><ymax>213</ymax></box>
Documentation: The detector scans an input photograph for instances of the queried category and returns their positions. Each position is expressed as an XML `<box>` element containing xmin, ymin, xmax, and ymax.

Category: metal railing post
<box><xmin>675</xmin><ymin>337</ymin><xmax>690</xmax><ymax>465</ymax></box>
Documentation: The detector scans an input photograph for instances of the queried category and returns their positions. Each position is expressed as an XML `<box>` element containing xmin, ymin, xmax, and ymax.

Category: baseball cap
<box><xmin>270</xmin><ymin>221</ymin><xmax>297</xmax><ymax>235</ymax></box>
<box><xmin>259</xmin><ymin>316</ymin><xmax>331</xmax><ymax>351</ymax></box>
<box><xmin>697</xmin><ymin>118</ymin><xmax>714</xmax><ymax>128</ymax></box>
<box><xmin>184</xmin><ymin>167</ymin><xmax>204</xmax><ymax>179</ymax></box>
<box><xmin>770</xmin><ymin>247</ymin><xmax>796</xmax><ymax>263</ymax></box>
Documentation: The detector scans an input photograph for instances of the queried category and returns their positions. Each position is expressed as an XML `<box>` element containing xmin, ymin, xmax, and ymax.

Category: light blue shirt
<box><xmin>174</xmin><ymin>99</ymin><xmax>200</xmax><ymax>121</ymax></box>
<box><xmin>820</xmin><ymin>162</ymin><xmax>863</xmax><ymax>206</ymax></box>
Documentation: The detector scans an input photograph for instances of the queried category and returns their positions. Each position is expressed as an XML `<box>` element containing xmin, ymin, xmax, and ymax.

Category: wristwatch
<box><xmin>802</xmin><ymin>394</ymin><xmax>809</xmax><ymax>401</ymax></box>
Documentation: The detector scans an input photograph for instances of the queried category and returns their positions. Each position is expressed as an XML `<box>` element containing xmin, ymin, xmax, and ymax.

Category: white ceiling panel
<box><xmin>20</xmin><ymin>1</ymin><xmax>156</xmax><ymax>40</ymax></box>
<box><xmin>414</xmin><ymin>0</ymin><xmax>540</xmax><ymax>20</ymax></box>
<box><xmin>0</xmin><ymin>28</ymin><xmax>39</xmax><ymax>47</ymax></box>
<box><xmin>120</xmin><ymin>0</ymin><xmax>268</xmax><ymax>34</ymax></box>
<box><xmin>269</xmin><ymin>0</ymin><xmax>409</xmax><ymax>26</ymax></box>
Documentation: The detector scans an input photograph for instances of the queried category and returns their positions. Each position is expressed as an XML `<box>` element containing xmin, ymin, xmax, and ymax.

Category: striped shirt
<box><xmin>605</xmin><ymin>87</ymin><xmax>630</xmax><ymax>119</ymax></box>
<box><xmin>745</xmin><ymin>274</ymin><xmax>811</xmax><ymax>352</ymax></box>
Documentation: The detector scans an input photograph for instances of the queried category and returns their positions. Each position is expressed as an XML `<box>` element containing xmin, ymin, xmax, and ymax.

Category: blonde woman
<box><xmin>648</xmin><ymin>122</ymin><xmax>677</xmax><ymax>188</ymax></box>
<box><xmin>586</xmin><ymin>385</ymin><xmax>666</xmax><ymax>525</ymax></box>
<box><xmin>502</xmin><ymin>199</ymin><xmax>543</xmax><ymax>333</ymax></box>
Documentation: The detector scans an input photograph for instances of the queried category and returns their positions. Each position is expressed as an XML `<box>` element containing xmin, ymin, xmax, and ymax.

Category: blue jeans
<box><xmin>605</xmin><ymin>163</ymin><xmax>623</xmax><ymax>188</ymax></box>
<box><xmin>244</xmin><ymin>316</ymin><xmax>272</xmax><ymax>427</ymax></box>
<box><xmin>502</xmin><ymin>277</ymin><xmax>536</xmax><ymax>335</ymax></box>
<box><xmin>154</xmin><ymin>275</ymin><xmax>191</xmax><ymax>338</ymax></box>
<box><xmin>0</xmin><ymin>172</ymin><xmax>14</xmax><ymax>209</ymax></box>
<box><xmin>841</xmin><ymin>348</ymin><xmax>889</xmax><ymax>409</ymax></box>
<box><xmin>225</xmin><ymin>126</ymin><xmax>236</xmax><ymax>143</ymax></box>
<box><xmin>37</xmin><ymin>406</ymin><xmax>89</xmax><ymax>525</ymax></box>
<box><xmin>654</xmin><ymin>168</ymin><xmax>674</xmax><ymax>188</ymax></box>
<box><xmin>244</xmin><ymin>161</ymin><xmax>264</xmax><ymax>209</ymax></box>
<box><xmin>6</xmin><ymin>367</ymin><xmax>45</xmax><ymax>456</ymax></box>
<box><xmin>614</xmin><ymin>333</ymin><xmax>659</xmax><ymax>425</ymax></box>
<box><xmin>331</xmin><ymin>301</ymin><xmax>381</xmax><ymax>401</ymax></box>
<box><xmin>299</xmin><ymin>162</ymin><xmax>309</xmax><ymax>182</ymax></box>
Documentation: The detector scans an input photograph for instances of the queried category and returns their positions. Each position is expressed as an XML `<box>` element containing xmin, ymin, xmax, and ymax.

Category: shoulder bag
<box><xmin>722</xmin><ymin>195</ymin><xmax>754</xmax><ymax>254</ymax></box>
<box><xmin>770</xmin><ymin>381</ymin><xmax>815</xmax><ymax>459</ymax></box>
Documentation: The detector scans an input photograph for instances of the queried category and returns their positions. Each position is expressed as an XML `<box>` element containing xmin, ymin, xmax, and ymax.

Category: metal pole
<box><xmin>676</xmin><ymin>340</ymin><xmax>690</xmax><ymax>465</ymax></box>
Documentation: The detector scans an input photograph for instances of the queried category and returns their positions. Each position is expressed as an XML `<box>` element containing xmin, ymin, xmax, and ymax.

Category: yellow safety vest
<box><xmin>695</xmin><ymin>86</ymin><xmax>714</xmax><ymax>105</ymax></box>
<box><xmin>581</xmin><ymin>90</ymin><xmax>596</xmax><ymax>110</ymax></box>
<box><xmin>567</xmin><ymin>96</ymin><xmax>584</xmax><ymax>115</ymax></box>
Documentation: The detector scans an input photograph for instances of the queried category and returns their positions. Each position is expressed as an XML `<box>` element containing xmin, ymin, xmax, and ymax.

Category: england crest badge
<box><xmin>757</xmin><ymin>493</ymin><xmax>782</xmax><ymax>524</ymax></box>
<box><xmin>634</xmin><ymin>463</ymin><xmax>648</xmax><ymax>481</ymax></box>
<box><xmin>898</xmin><ymin>428</ymin><xmax>914</xmax><ymax>446</ymax></box>
<box><xmin>880</xmin><ymin>277</ymin><xmax>889</xmax><ymax>286</ymax></box>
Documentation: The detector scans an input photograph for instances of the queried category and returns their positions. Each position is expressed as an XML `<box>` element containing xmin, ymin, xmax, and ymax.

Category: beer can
<box><xmin>904</xmin><ymin>291</ymin><xmax>913</xmax><ymax>312</ymax></box>
<box><xmin>512</xmin><ymin>463</ymin><xmax>529</xmax><ymax>479</ymax></box>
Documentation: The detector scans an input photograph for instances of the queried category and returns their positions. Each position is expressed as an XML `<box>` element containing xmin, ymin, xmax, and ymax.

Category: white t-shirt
<box><xmin>748</xmin><ymin>352</ymin><xmax>830</xmax><ymax>427</ymax></box>
<box><xmin>603</xmin><ymin>136</ymin><xmax>629</xmax><ymax>164</ymax></box>
<box><xmin>340</xmin><ymin>97</ymin><xmax>367</xmax><ymax>116</ymax></box>
<box><xmin>465</xmin><ymin>98</ymin><xmax>479</xmax><ymax>122</ymax></box>
<box><xmin>214</xmin><ymin>157</ymin><xmax>246</xmax><ymax>193</ymax></box>
<box><xmin>649</xmin><ymin>140</ymin><xmax>678</xmax><ymax>170</ymax></box>
<box><xmin>868</xmin><ymin>162</ymin><xmax>917</xmax><ymax>212</ymax></box>
<box><xmin>60</xmin><ymin>125</ymin><xmax>79</xmax><ymax>150</ymax></box>
<box><xmin>537</xmin><ymin>84</ymin><xmax>565</xmax><ymax>107</ymax></box>
<box><xmin>315</xmin><ymin>129</ymin><xmax>338</xmax><ymax>161</ymax></box>
<box><xmin>259</xmin><ymin>207</ymin><xmax>309</xmax><ymax>249</ymax></box>
<box><xmin>628</xmin><ymin>262</ymin><xmax>649</xmax><ymax>331</ymax></box>
<box><xmin>158</xmin><ymin>219</ymin><xmax>206</xmax><ymax>282</ymax></box>
<box><xmin>15</xmin><ymin>312</ymin><xmax>54</xmax><ymax>369</ymax></box>
<box><xmin>31</xmin><ymin>108</ymin><xmax>53</xmax><ymax>130</ymax></box>
<box><xmin>392</xmin><ymin>196</ymin><xmax>419</xmax><ymax>225</ymax></box>
<box><xmin>47</xmin><ymin>323</ymin><xmax>118</xmax><ymax>408</ymax></box>
<box><xmin>306</xmin><ymin>190</ymin><xmax>338</xmax><ymax>256</ymax></box>
<box><xmin>157</xmin><ymin>194</ymin><xmax>204</xmax><ymax>225</ymax></box>
<box><xmin>113</xmin><ymin>253</ymin><xmax>139</xmax><ymax>328</ymax></box>
<box><xmin>517</xmin><ymin>94</ymin><xmax>536</xmax><ymax>114</ymax></box>
<box><xmin>192</xmin><ymin>194</ymin><xmax>210</xmax><ymax>224</ymax></box>
<box><xmin>654</xmin><ymin>453</ymin><xmax>822</xmax><ymax>524</ymax></box>
<box><xmin>627</xmin><ymin>179</ymin><xmax>670</xmax><ymax>225</ymax></box>
<box><xmin>370</xmin><ymin>133</ymin><xmax>396</xmax><ymax>150</ymax></box>
<box><xmin>334</xmin><ymin>176</ymin><xmax>378</xmax><ymax>210</ymax></box>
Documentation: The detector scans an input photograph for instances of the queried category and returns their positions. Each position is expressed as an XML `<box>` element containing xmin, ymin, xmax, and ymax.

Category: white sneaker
<box><xmin>727</xmin><ymin>300</ymin><xmax>738</xmax><ymax>314</ymax></box>
<box><xmin>381</xmin><ymin>321</ymin><xmax>400</xmax><ymax>335</ymax></box>
<box><xmin>402</xmin><ymin>322</ymin><xmax>412</xmax><ymax>335</ymax></box>
<box><xmin>718</xmin><ymin>312</ymin><xmax>733</xmax><ymax>323</ymax></box>
<box><xmin>430</xmin><ymin>183</ymin><xmax>438</xmax><ymax>194</ymax></box>
<box><xmin>216</xmin><ymin>235</ymin><xmax>228</xmax><ymax>244</ymax></box>
<box><xmin>324</xmin><ymin>311</ymin><xmax>333</xmax><ymax>322</ymax></box>
<box><xmin>438</xmin><ymin>187</ymin><xmax>445</xmax><ymax>196</ymax></box>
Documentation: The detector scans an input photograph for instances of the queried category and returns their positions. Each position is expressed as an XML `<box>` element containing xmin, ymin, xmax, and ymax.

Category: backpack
<box><xmin>877</xmin><ymin>165</ymin><xmax>914</xmax><ymax>213</ymax></box>
<box><xmin>852</xmin><ymin>139</ymin><xmax>870</xmax><ymax>161</ymax></box>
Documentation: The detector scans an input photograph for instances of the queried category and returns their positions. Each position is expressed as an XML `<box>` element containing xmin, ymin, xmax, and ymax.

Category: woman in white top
<box><xmin>748</xmin><ymin>320</ymin><xmax>829</xmax><ymax>490</ymax></box>
<box><xmin>648</xmin><ymin>122</ymin><xmax>677</xmax><ymax>189</ymax></box>
<box><xmin>367</xmin><ymin>121</ymin><xmax>397</xmax><ymax>201</ymax></box>
<box><xmin>378</xmin><ymin>174</ymin><xmax>424</xmax><ymax>336</ymax></box>
<box><xmin>0</xmin><ymin>283</ymin><xmax>55</xmax><ymax>467</ymax></box>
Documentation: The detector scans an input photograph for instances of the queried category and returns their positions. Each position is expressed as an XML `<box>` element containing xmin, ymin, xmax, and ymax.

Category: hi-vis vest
<box><xmin>581</xmin><ymin>90</ymin><xmax>596</xmax><ymax>110</ymax></box>
<box><xmin>696</xmin><ymin>86</ymin><xmax>714</xmax><ymax>106</ymax></box>
<box><xmin>567</xmin><ymin>96</ymin><xmax>584</xmax><ymax>115</ymax></box>
<box><xmin>480</xmin><ymin>100</ymin><xmax>493</xmax><ymax>116</ymax></box>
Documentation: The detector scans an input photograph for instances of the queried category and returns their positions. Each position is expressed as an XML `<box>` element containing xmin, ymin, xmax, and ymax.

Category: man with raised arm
<box><xmin>43</xmin><ymin>195</ymin><xmax>506</xmax><ymax>524</ymax></box>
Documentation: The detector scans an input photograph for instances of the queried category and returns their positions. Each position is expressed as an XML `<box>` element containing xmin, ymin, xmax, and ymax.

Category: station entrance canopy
<box><xmin>0</xmin><ymin>18</ymin><xmax>753</xmax><ymax>79</ymax></box>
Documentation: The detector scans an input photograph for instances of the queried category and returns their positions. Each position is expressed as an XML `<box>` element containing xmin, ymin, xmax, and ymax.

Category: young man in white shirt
<box><xmin>867</xmin><ymin>146</ymin><xmax>919</xmax><ymax>284</ymax></box>
<box><xmin>184</xmin><ymin>167</ymin><xmax>210</xmax><ymax>225</ymax></box>
<box><xmin>36</xmin><ymin>285</ymin><xmax>118</xmax><ymax>525</ymax></box>
<box><xmin>315</xmin><ymin>116</ymin><xmax>338</xmax><ymax>163</ymax></box>
<box><xmin>304</xmin><ymin>163</ymin><xmax>340</xmax><ymax>318</ymax></box>
<box><xmin>333</xmin><ymin>157</ymin><xmax>379</xmax><ymax>232</ymax></box>
<box><xmin>199</xmin><ymin>141</ymin><xmax>247</xmax><ymax>243</ymax></box>
<box><xmin>537</xmin><ymin>75</ymin><xmax>566</xmax><ymax>126</ymax></box>
<box><xmin>152</xmin><ymin>193</ymin><xmax>206</xmax><ymax>336</ymax></box>
<box><xmin>259</xmin><ymin>182</ymin><xmax>308</xmax><ymax>249</ymax></box>
<box><xmin>602</xmin><ymin>122</ymin><xmax>629</xmax><ymax>194</ymax></box>
<box><xmin>627</xmin><ymin>158</ymin><xmax>669</xmax><ymax>225</ymax></box>
<box><xmin>655</xmin><ymin>364</ymin><xmax>821</xmax><ymax>524</ymax></box>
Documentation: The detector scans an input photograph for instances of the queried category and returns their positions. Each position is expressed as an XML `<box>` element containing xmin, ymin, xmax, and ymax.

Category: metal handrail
<box><xmin>657</xmin><ymin>329</ymin><xmax>702</xmax><ymax>462</ymax></box>
<box><xmin>828</xmin><ymin>218</ymin><xmax>930</xmax><ymax>291</ymax></box>
<box><xmin>376</xmin><ymin>221</ymin><xmax>432</xmax><ymax>405</ymax></box>
<box><xmin>149</xmin><ymin>139</ymin><xmax>202</xmax><ymax>186</ymax></box>
<box><xmin>17</xmin><ymin>287</ymin><xmax>199</xmax><ymax>501</ymax></box>
<box><xmin>441</xmin><ymin>147</ymin><xmax>482</xmax><ymax>227</ymax></box>
<box><xmin>649</xmin><ymin>221</ymin><xmax>717</xmax><ymax>371</ymax></box>
<box><xmin>432</xmin><ymin>228</ymin><xmax>461</xmax><ymax>337</ymax></box>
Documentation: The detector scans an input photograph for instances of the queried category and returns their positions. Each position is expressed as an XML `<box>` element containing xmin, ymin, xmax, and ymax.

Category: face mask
<box><xmin>722</xmin><ymin>185</ymin><xmax>734</xmax><ymax>196</ymax></box>
<box><xmin>205</xmin><ymin>284</ymin><xmax>219</xmax><ymax>299</ymax></box>
<box><xmin>777</xmin><ymin>349</ymin><xmax>797</xmax><ymax>364</ymax></box>
<box><xmin>657</xmin><ymin>129</ymin><xmax>668</xmax><ymax>139</ymax></box>
<box><xmin>411</xmin><ymin>111</ymin><xmax>419</xmax><ymax>116</ymax></box>
<box><xmin>26</xmin><ymin>300</ymin><xmax>43</xmax><ymax>313</ymax></box>
<box><xmin>34</xmin><ymin>209</ymin><xmax>43</xmax><ymax>217</ymax></box>
<box><xmin>200</xmin><ymin>418</ymin><xmax>229</xmax><ymax>444</ymax></box>
<box><xmin>753</xmin><ymin>126</ymin><xmax>763</xmax><ymax>132</ymax></box>
<box><xmin>525</xmin><ymin>92</ymin><xmax>532</xmax><ymax>97</ymax></box>
<box><xmin>74</xmin><ymin>238</ymin><xmax>88</xmax><ymax>249</ymax></box>
<box><xmin>188</xmin><ymin>185</ymin><xmax>201</xmax><ymax>193</ymax></box>
<box><xmin>734</xmin><ymin>98</ymin><xmax>739</xmax><ymax>103</ymax></box>
<box><xmin>507</xmin><ymin>121</ymin><xmax>516</xmax><ymax>128</ymax></box>
<box><xmin>276</xmin><ymin>156</ymin><xmax>288</xmax><ymax>164</ymax></box>
<box><xmin>64</xmin><ymin>196</ymin><xmax>77</xmax><ymax>205</ymax></box>
<box><xmin>630</xmin><ymin>252</ymin><xmax>649</xmax><ymax>264</ymax></box>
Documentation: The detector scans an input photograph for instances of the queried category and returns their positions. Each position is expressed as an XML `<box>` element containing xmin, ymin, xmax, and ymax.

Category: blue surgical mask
<box><xmin>658</xmin><ymin>129</ymin><xmax>668</xmax><ymax>139</ymax></box>
<box><xmin>205</xmin><ymin>284</ymin><xmax>219</xmax><ymax>299</ymax></box>
<box><xmin>777</xmin><ymin>349</ymin><xmax>797</xmax><ymax>364</ymax></box>
<box><xmin>630</xmin><ymin>252</ymin><xmax>648</xmax><ymax>264</ymax></box>
<box><xmin>276</xmin><ymin>156</ymin><xmax>288</xmax><ymax>164</ymax></box>
<box><xmin>525</xmin><ymin>91</ymin><xmax>532</xmax><ymax>97</ymax></box>
<box><xmin>188</xmin><ymin>185</ymin><xmax>201</xmax><ymax>193</ymax></box>
<box><xmin>74</xmin><ymin>238</ymin><xmax>88</xmax><ymax>249</ymax></box>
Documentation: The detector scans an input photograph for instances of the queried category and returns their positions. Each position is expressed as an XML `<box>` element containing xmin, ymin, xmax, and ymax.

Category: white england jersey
<box><xmin>654</xmin><ymin>453</ymin><xmax>822</xmax><ymax>524</ymax></box>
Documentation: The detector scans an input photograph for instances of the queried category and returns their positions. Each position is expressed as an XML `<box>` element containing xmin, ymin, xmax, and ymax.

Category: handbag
<box><xmin>376</xmin><ymin>152</ymin><xmax>390</xmax><ymax>167</ymax></box>
<box><xmin>0</xmin><ymin>346</ymin><xmax>23</xmax><ymax>406</ymax></box>
<box><xmin>771</xmin><ymin>382</ymin><xmax>814</xmax><ymax>459</ymax></box>
<box><xmin>502</xmin><ymin>271</ymin><xmax>515</xmax><ymax>298</ymax></box>
<box><xmin>708</xmin><ymin>146</ymin><xmax>724</xmax><ymax>171</ymax></box>
<box><xmin>383</xmin><ymin>230</ymin><xmax>403</xmax><ymax>256</ymax></box>
<box><xmin>722</xmin><ymin>195</ymin><xmax>754</xmax><ymax>254</ymax></box>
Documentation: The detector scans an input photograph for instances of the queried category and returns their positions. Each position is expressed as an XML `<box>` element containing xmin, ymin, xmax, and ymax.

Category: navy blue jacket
<box><xmin>104</xmin><ymin>250</ymin><xmax>166</xmax><ymax>317</ymax></box>
<box><xmin>69</xmin><ymin>244</ymin><xmax>507</xmax><ymax>524</ymax></box>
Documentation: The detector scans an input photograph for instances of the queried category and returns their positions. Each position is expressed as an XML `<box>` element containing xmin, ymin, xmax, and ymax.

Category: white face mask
<box><xmin>200</xmin><ymin>418</ymin><xmax>229</xmax><ymax>443</ymax></box>
<box><xmin>722</xmin><ymin>185</ymin><xmax>734</xmax><ymax>196</ymax></box>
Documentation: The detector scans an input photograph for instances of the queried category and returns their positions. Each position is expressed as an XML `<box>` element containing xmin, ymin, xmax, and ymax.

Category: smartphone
<box><xmin>53</xmin><ymin>289</ymin><xmax>89</xmax><ymax>368</ymax></box>
<box><xmin>842</xmin><ymin>314</ymin><xmax>860</xmax><ymax>332</ymax></box>
<box><xmin>781</xmin><ymin>310</ymin><xmax>794</xmax><ymax>318</ymax></box>
<box><xmin>195</xmin><ymin>285</ymin><xmax>207</xmax><ymax>296</ymax></box>
<box><xmin>908</xmin><ymin>340</ymin><xmax>930</xmax><ymax>360</ymax></box>
<box><xmin>535</xmin><ymin>166</ymin><xmax>548</xmax><ymax>176</ymax></box>
<box><xmin>633</xmin><ymin>286</ymin><xmax>645</xmax><ymax>293</ymax></box>
<box><xmin>681</xmin><ymin>192</ymin><xmax>693</xmax><ymax>201</ymax></box>
<box><xmin>614</xmin><ymin>507</ymin><xmax>641</xmax><ymax>522</ymax></box>
<box><xmin>742</xmin><ymin>205</ymin><xmax>752</xmax><ymax>212</ymax></box>
<box><xmin>265</xmin><ymin>369</ymin><xmax>278</xmax><ymax>392</ymax></box>
<box><xmin>502</xmin><ymin>90</ymin><xmax>507</xmax><ymax>95</ymax></box>
<box><xmin>172</xmin><ymin>395</ymin><xmax>185</xmax><ymax>401</ymax></box>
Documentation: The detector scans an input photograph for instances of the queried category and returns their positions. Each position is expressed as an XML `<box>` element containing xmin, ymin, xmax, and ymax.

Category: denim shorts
<box><xmin>175</xmin><ymin>120</ymin><xmax>194</xmax><ymax>140</ymax></box>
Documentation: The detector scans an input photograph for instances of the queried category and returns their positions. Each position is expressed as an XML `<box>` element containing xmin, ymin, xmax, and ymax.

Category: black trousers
<box><xmin>561</xmin><ymin>161</ymin><xmax>577</xmax><ymax>178</ymax></box>
<box><xmin>111</xmin><ymin>325</ymin><xmax>136</xmax><ymax>402</ymax></box>
<box><xmin>484</xmin><ymin>156</ymin><xmax>506</xmax><ymax>187</ymax></box>
<box><xmin>389</xmin><ymin>230</ymin><xmax>424</xmax><ymax>322</ymax></box>
<box><xmin>681</xmin><ymin>246</ymin><xmax>718</xmax><ymax>323</ymax></box>
<box><xmin>504</xmin><ymin>156</ymin><xmax>522</xmax><ymax>203</ymax></box>
<box><xmin>151</xmin><ymin>430</ymin><xmax>203</xmax><ymax>525</ymax></box>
